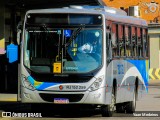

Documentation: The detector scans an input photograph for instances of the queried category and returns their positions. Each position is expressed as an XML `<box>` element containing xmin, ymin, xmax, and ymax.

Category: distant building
<box><xmin>103</xmin><ymin>0</ymin><xmax>160</xmax><ymax>23</ymax></box>
<box><xmin>103</xmin><ymin>0</ymin><xmax>160</xmax><ymax>79</ymax></box>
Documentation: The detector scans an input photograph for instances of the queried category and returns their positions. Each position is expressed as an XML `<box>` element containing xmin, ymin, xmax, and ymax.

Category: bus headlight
<box><xmin>89</xmin><ymin>76</ymin><xmax>103</xmax><ymax>91</ymax></box>
<box><xmin>22</xmin><ymin>75</ymin><xmax>35</xmax><ymax>91</ymax></box>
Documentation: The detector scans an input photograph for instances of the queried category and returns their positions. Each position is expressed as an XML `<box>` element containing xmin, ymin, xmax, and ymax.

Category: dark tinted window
<box><xmin>26</xmin><ymin>13</ymin><xmax>102</xmax><ymax>25</ymax></box>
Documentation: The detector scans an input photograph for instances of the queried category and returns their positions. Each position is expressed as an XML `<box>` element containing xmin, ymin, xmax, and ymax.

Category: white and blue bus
<box><xmin>20</xmin><ymin>6</ymin><xmax>149</xmax><ymax>117</ymax></box>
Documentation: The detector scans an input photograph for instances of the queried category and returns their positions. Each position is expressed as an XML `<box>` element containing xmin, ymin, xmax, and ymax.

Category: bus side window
<box><xmin>143</xmin><ymin>29</ymin><xmax>149</xmax><ymax>58</ymax></box>
<box><xmin>125</xmin><ymin>26</ymin><xmax>131</xmax><ymax>57</ymax></box>
<box><xmin>146</xmin><ymin>30</ymin><xmax>149</xmax><ymax>58</ymax></box>
<box><xmin>118</xmin><ymin>24</ymin><xmax>125</xmax><ymax>57</ymax></box>
<box><xmin>111</xmin><ymin>24</ymin><xmax>118</xmax><ymax>57</ymax></box>
<box><xmin>137</xmin><ymin>28</ymin><xmax>142</xmax><ymax>58</ymax></box>
<box><xmin>132</xmin><ymin>27</ymin><xmax>136</xmax><ymax>57</ymax></box>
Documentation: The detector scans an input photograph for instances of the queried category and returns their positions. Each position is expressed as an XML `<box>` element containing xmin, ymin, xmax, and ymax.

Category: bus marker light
<box><xmin>59</xmin><ymin>85</ymin><xmax>63</xmax><ymax>90</ymax></box>
<box><xmin>106</xmin><ymin>84</ymin><xmax>108</xmax><ymax>92</ymax></box>
<box><xmin>117</xmin><ymin>84</ymin><xmax>120</xmax><ymax>90</ymax></box>
<box><xmin>128</xmin><ymin>83</ymin><xmax>130</xmax><ymax>91</ymax></box>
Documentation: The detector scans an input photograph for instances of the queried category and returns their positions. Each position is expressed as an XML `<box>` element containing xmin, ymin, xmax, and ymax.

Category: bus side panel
<box><xmin>126</xmin><ymin>60</ymin><xmax>149</xmax><ymax>100</ymax></box>
<box><xmin>106</xmin><ymin>60</ymin><xmax>148</xmax><ymax>104</ymax></box>
<box><xmin>106</xmin><ymin>60</ymin><xmax>126</xmax><ymax>103</ymax></box>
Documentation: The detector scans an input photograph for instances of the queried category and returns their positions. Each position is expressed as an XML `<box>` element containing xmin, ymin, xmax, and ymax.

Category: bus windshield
<box><xmin>24</xmin><ymin>26</ymin><xmax>102</xmax><ymax>74</ymax></box>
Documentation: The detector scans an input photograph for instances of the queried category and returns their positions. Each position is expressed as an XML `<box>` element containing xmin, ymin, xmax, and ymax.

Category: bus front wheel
<box><xmin>101</xmin><ymin>89</ymin><xmax>116</xmax><ymax>117</ymax></box>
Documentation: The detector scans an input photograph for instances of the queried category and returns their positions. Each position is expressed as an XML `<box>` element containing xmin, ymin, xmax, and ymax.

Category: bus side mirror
<box><xmin>17</xmin><ymin>21</ymin><xmax>23</xmax><ymax>45</ymax></box>
<box><xmin>17</xmin><ymin>29</ymin><xmax>21</xmax><ymax>45</ymax></box>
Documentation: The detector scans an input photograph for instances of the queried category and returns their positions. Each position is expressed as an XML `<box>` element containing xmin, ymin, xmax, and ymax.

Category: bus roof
<box><xmin>26</xmin><ymin>6</ymin><xmax>147</xmax><ymax>27</ymax></box>
<box><xmin>104</xmin><ymin>12</ymin><xmax>147</xmax><ymax>27</ymax></box>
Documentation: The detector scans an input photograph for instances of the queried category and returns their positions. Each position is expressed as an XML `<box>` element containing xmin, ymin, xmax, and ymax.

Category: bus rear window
<box><xmin>26</xmin><ymin>13</ymin><xmax>102</xmax><ymax>25</ymax></box>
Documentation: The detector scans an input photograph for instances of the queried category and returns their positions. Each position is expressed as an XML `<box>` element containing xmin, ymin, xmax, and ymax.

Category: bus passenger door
<box><xmin>106</xmin><ymin>29</ymin><xmax>112</xmax><ymax>64</ymax></box>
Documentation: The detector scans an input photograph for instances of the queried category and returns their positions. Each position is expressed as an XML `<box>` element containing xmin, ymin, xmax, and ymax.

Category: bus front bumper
<box><xmin>21</xmin><ymin>86</ymin><xmax>111</xmax><ymax>105</ymax></box>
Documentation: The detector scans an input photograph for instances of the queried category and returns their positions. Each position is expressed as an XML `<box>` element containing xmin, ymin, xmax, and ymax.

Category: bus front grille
<box><xmin>39</xmin><ymin>93</ymin><xmax>84</xmax><ymax>102</ymax></box>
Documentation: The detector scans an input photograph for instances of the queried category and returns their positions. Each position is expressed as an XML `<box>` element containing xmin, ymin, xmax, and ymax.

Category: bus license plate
<box><xmin>54</xmin><ymin>98</ymin><xmax>69</xmax><ymax>104</ymax></box>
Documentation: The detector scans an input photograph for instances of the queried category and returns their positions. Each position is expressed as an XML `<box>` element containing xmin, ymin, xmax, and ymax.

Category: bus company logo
<box><xmin>2</xmin><ymin>112</ymin><xmax>11</xmax><ymax>117</ymax></box>
<box><xmin>59</xmin><ymin>85</ymin><xmax>63</xmax><ymax>90</ymax></box>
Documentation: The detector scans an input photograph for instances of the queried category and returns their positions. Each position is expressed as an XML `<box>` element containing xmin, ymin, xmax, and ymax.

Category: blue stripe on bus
<box><xmin>127</xmin><ymin>60</ymin><xmax>149</xmax><ymax>91</ymax></box>
<box><xmin>27</xmin><ymin>76</ymin><xmax>34</xmax><ymax>85</ymax></box>
<box><xmin>36</xmin><ymin>82</ymin><xmax>59</xmax><ymax>90</ymax></box>
<box><xmin>27</xmin><ymin>76</ymin><xmax>59</xmax><ymax>90</ymax></box>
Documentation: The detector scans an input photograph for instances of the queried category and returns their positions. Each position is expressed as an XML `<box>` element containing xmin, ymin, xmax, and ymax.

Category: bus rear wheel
<box><xmin>116</xmin><ymin>103</ymin><xmax>125</xmax><ymax>113</ymax></box>
<box><xmin>125</xmin><ymin>87</ymin><xmax>136</xmax><ymax>113</ymax></box>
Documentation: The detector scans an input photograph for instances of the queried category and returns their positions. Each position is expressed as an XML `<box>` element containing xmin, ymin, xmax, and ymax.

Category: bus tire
<box><xmin>125</xmin><ymin>87</ymin><xmax>136</xmax><ymax>113</ymax></box>
<box><xmin>116</xmin><ymin>103</ymin><xmax>125</xmax><ymax>113</ymax></box>
<box><xmin>101</xmin><ymin>88</ymin><xmax>115</xmax><ymax>117</ymax></box>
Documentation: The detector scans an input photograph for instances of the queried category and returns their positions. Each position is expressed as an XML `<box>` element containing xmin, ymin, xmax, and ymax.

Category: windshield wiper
<box><xmin>64</xmin><ymin>24</ymin><xmax>85</xmax><ymax>47</ymax></box>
